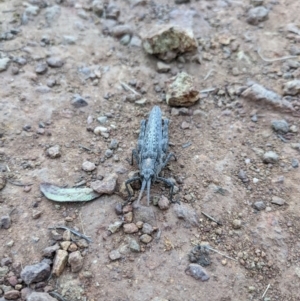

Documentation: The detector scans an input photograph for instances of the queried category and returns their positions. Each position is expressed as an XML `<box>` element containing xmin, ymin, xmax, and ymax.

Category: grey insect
<box><xmin>125</xmin><ymin>106</ymin><xmax>176</xmax><ymax>206</ymax></box>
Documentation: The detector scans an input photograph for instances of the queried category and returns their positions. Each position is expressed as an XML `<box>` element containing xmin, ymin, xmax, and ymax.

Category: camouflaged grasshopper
<box><xmin>125</xmin><ymin>106</ymin><xmax>176</xmax><ymax>206</ymax></box>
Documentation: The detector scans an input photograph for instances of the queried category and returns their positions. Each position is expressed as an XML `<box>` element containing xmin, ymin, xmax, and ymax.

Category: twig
<box><xmin>7</xmin><ymin>180</ymin><xmax>33</xmax><ymax>186</ymax></box>
<box><xmin>6</xmin><ymin>165</ymin><xmax>11</xmax><ymax>172</ymax></box>
<box><xmin>79</xmin><ymin>212</ymin><xmax>86</xmax><ymax>236</ymax></box>
<box><xmin>49</xmin><ymin>291</ymin><xmax>69</xmax><ymax>301</ymax></box>
<box><xmin>120</xmin><ymin>81</ymin><xmax>141</xmax><ymax>96</ymax></box>
<box><xmin>2</xmin><ymin>9</ymin><xmax>17</xmax><ymax>13</ymax></box>
<box><xmin>48</xmin><ymin>225</ymin><xmax>92</xmax><ymax>243</ymax></box>
<box><xmin>261</xmin><ymin>283</ymin><xmax>270</xmax><ymax>298</ymax></box>
<box><xmin>201</xmin><ymin>211</ymin><xmax>222</xmax><ymax>225</ymax></box>
<box><xmin>203</xmin><ymin>69</ymin><xmax>215</xmax><ymax>81</ymax></box>
<box><xmin>206</xmin><ymin>246</ymin><xmax>237</xmax><ymax>262</ymax></box>
<box><xmin>200</xmin><ymin>88</ymin><xmax>216</xmax><ymax>93</ymax></box>
<box><xmin>0</xmin><ymin>46</ymin><xmax>24</xmax><ymax>52</ymax></box>
<box><xmin>257</xmin><ymin>47</ymin><xmax>298</xmax><ymax>62</ymax></box>
<box><xmin>79</xmin><ymin>144</ymin><xmax>92</xmax><ymax>152</ymax></box>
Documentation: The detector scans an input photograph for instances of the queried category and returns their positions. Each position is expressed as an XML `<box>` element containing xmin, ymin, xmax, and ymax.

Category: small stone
<box><xmin>0</xmin><ymin>57</ymin><xmax>10</xmax><ymax>72</ymax></box>
<box><xmin>232</xmin><ymin>219</ymin><xmax>242</xmax><ymax>229</ymax></box>
<box><xmin>140</xmin><ymin>234</ymin><xmax>152</xmax><ymax>244</ymax></box>
<box><xmin>136</xmin><ymin>221</ymin><xmax>143</xmax><ymax>229</ymax></box>
<box><xmin>181</xmin><ymin>121</ymin><xmax>190</xmax><ymax>130</ymax></box>
<box><xmin>32</xmin><ymin>210</ymin><xmax>42</xmax><ymax>219</ymax></box>
<box><xmin>157</xmin><ymin>61</ymin><xmax>171</xmax><ymax>73</ymax></box>
<box><xmin>27</xmin><ymin>292</ymin><xmax>57</xmax><ymax>301</ymax></box>
<box><xmin>46</xmin><ymin>145</ymin><xmax>61</xmax><ymax>158</ymax></box>
<box><xmin>62</xmin><ymin>35</ymin><xmax>77</xmax><ymax>45</ymax></box>
<box><xmin>51</xmin><ymin>230</ymin><xmax>63</xmax><ymax>241</ymax></box>
<box><xmin>109</xmin><ymin>139</ymin><xmax>119</xmax><ymax>150</ymax></box>
<box><xmin>20</xmin><ymin>262</ymin><xmax>51</xmax><ymax>285</ymax></box>
<box><xmin>4</xmin><ymin>290</ymin><xmax>20</xmax><ymax>300</ymax></box>
<box><xmin>82</xmin><ymin>161</ymin><xmax>96</xmax><ymax>172</ymax></box>
<box><xmin>271</xmin><ymin>120</ymin><xmax>289</xmax><ymax>133</ymax></box>
<box><xmin>142</xmin><ymin>223</ymin><xmax>153</xmax><ymax>234</ymax></box>
<box><xmin>283</xmin><ymin>80</ymin><xmax>300</xmax><ymax>96</ymax></box>
<box><xmin>158</xmin><ymin>195</ymin><xmax>170</xmax><ymax>210</ymax></box>
<box><xmin>63</xmin><ymin>229</ymin><xmax>71</xmax><ymax>241</ymax></box>
<box><xmin>263</xmin><ymin>151</ymin><xmax>279</xmax><ymax>164</ymax></box>
<box><xmin>46</xmin><ymin>57</ymin><xmax>64</xmax><ymax>68</ymax></box>
<box><xmin>0</xmin><ymin>174</ymin><xmax>6</xmax><ymax>190</ymax></box>
<box><xmin>35</xmin><ymin>63</ymin><xmax>48</xmax><ymax>74</ymax></box>
<box><xmin>1</xmin><ymin>257</ymin><xmax>12</xmax><ymax>266</ymax></box>
<box><xmin>123</xmin><ymin>223</ymin><xmax>139</xmax><ymax>234</ymax></box>
<box><xmin>108</xmin><ymin>221</ymin><xmax>123</xmax><ymax>233</ymax></box>
<box><xmin>0</xmin><ymin>266</ymin><xmax>9</xmax><ymax>277</ymax></box>
<box><xmin>68</xmin><ymin>251</ymin><xmax>83</xmax><ymax>272</ymax></box>
<box><xmin>166</xmin><ymin>72</ymin><xmax>199</xmax><ymax>107</ymax></box>
<box><xmin>94</xmin><ymin>126</ymin><xmax>108</xmax><ymax>135</ymax></box>
<box><xmin>91</xmin><ymin>173</ymin><xmax>118</xmax><ymax>195</ymax></box>
<box><xmin>76</xmin><ymin>239</ymin><xmax>88</xmax><ymax>248</ymax></box>
<box><xmin>123</xmin><ymin>204</ymin><xmax>133</xmax><ymax>213</ymax></box>
<box><xmin>271</xmin><ymin>196</ymin><xmax>285</xmax><ymax>206</ymax></box>
<box><xmin>60</xmin><ymin>241</ymin><xmax>71</xmax><ymax>251</ymax></box>
<box><xmin>128</xmin><ymin>238</ymin><xmax>140</xmax><ymax>252</ymax></box>
<box><xmin>247</xmin><ymin>6</ymin><xmax>269</xmax><ymax>25</ymax></box>
<box><xmin>36</xmin><ymin>128</ymin><xmax>45</xmax><ymax>135</ymax></box>
<box><xmin>120</xmin><ymin>34</ymin><xmax>131</xmax><ymax>45</ymax></box>
<box><xmin>97</xmin><ymin>116</ymin><xmax>107</xmax><ymax>124</ymax></box>
<box><xmin>114</xmin><ymin>203</ymin><xmax>123</xmax><ymax>215</ymax></box>
<box><xmin>105</xmin><ymin>149</ymin><xmax>113</xmax><ymax>158</ymax></box>
<box><xmin>42</xmin><ymin>244</ymin><xmax>60</xmax><ymax>257</ymax></box>
<box><xmin>238</xmin><ymin>169</ymin><xmax>249</xmax><ymax>183</ymax></box>
<box><xmin>106</xmin><ymin>4</ymin><xmax>120</xmax><ymax>20</ymax></box>
<box><xmin>109</xmin><ymin>250</ymin><xmax>121</xmax><ymax>261</ymax></box>
<box><xmin>134</xmin><ymin>206</ymin><xmax>156</xmax><ymax>223</ymax></box>
<box><xmin>124</xmin><ymin>212</ymin><xmax>133</xmax><ymax>223</ymax></box>
<box><xmin>52</xmin><ymin>250</ymin><xmax>68</xmax><ymax>276</ymax></box>
<box><xmin>71</xmin><ymin>94</ymin><xmax>88</xmax><ymax>108</ymax></box>
<box><xmin>92</xmin><ymin>0</ymin><xmax>104</xmax><ymax>17</ymax></box>
<box><xmin>142</xmin><ymin>25</ymin><xmax>197</xmax><ymax>62</ymax></box>
<box><xmin>173</xmin><ymin>203</ymin><xmax>199</xmax><ymax>227</ymax></box>
<box><xmin>185</xmin><ymin>263</ymin><xmax>210</xmax><ymax>281</ymax></box>
<box><xmin>253</xmin><ymin>201</ymin><xmax>266</xmax><ymax>211</ymax></box>
<box><xmin>291</xmin><ymin>158</ymin><xmax>299</xmax><ymax>168</ymax></box>
<box><xmin>68</xmin><ymin>243</ymin><xmax>78</xmax><ymax>252</ymax></box>
<box><xmin>11</xmin><ymin>66</ymin><xmax>19</xmax><ymax>75</ymax></box>
<box><xmin>290</xmin><ymin>125</ymin><xmax>298</xmax><ymax>133</ymax></box>
<box><xmin>0</xmin><ymin>215</ymin><xmax>11</xmax><ymax>229</ymax></box>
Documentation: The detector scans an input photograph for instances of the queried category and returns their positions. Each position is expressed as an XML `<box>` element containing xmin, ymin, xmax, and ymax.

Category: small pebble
<box><xmin>109</xmin><ymin>139</ymin><xmax>119</xmax><ymax>150</ymax></box>
<box><xmin>271</xmin><ymin>196</ymin><xmax>285</xmax><ymax>206</ymax></box>
<box><xmin>82</xmin><ymin>161</ymin><xmax>96</xmax><ymax>172</ymax></box>
<box><xmin>105</xmin><ymin>149</ymin><xmax>113</xmax><ymax>158</ymax></box>
<box><xmin>271</xmin><ymin>120</ymin><xmax>289</xmax><ymax>133</ymax></box>
<box><xmin>140</xmin><ymin>234</ymin><xmax>153</xmax><ymax>244</ymax></box>
<box><xmin>109</xmin><ymin>250</ymin><xmax>121</xmax><ymax>261</ymax></box>
<box><xmin>232</xmin><ymin>219</ymin><xmax>242</xmax><ymax>229</ymax></box>
<box><xmin>253</xmin><ymin>201</ymin><xmax>266</xmax><ymax>211</ymax></box>
<box><xmin>263</xmin><ymin>151</ymin><xmax>279</xmax><ymax>164</ymax></box>
<box><xmin>123</xmin><ymin>223</ymin><xmax>138</xmax><ymax>234</ymax></box>
<box><xmin>46</xmin><ymin>145</ymin><xmax>61</xmax><ymax>158</ymax></box>
<box><xmin>291</xmin><ymin>158</ymin><xmax>299</xmax><ymax>168</ymax></box>
<box><xmin>46</xmin><ymin>57</ymin><xmax>64</xmax><ymax>68</ymax></box>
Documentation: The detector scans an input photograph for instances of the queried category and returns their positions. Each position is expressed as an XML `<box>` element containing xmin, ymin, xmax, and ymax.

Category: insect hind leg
<box><xmin>157</xmin><ymin>176</ymin><xmax>175</xmax><ymax>203</ymax></box>
<box><xmin>161</xmin><ymin>118</ymin><xmax>170</xmax><ymax>153</ymax></box>
<box><xmin>125</xmin><ymin>176</ymin><xmax>140</xmax><ymax>202</ymax></box>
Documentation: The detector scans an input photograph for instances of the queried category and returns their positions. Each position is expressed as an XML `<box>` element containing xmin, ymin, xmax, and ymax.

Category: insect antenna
<box><xmin>136</xmin><ymin>179</ymin><xmax>146</xmax><ymax>206</ymax></box>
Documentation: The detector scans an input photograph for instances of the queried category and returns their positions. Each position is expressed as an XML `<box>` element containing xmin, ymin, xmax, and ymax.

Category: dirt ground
<box><xmin>1</xmin><ymin>0</ymin><xmax>300</xmax><ymax>300</ymax></box>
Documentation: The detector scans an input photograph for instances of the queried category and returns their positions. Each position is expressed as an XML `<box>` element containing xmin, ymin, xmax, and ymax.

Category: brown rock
<box><xmin>52</xmin><ymin>250</ymin><xmax>68</xmax><ymax>276</ymax></box>
<box><xmin>68</xmin><ymin>251</ymin><xmax>83</xmax><ymax>273</ymax></box>
<box><xmin>124</xmin><ymin>212</ymin><xmax>133</xmax><ymax>223</ymax></box>
<box><xmin>4</xmin><ymin>290</ymin><xmax>21</xmax><ymax>300</ymax></box>
<box><xmin>140</xmin><ymin>234</ymin><xmax>153</xmax><ymax>244</ymax></box>
<box><xmin>166</xmin><ymin>72</ymin><xmax>199</xmax><ymax>107</ymax></box>
<box><xmin>90</xmin><ymin>173</ymin><xmax>118</xmax><ymax>195</ymax></box>
<box><xmin>271</xmin><ymin>196</ymin><xmax>285</xmax><ymax>206</ymax></box>
<box><xmin>123</xmin><ymin>223</ymin><xmax>139</xmax><ymax>234</ymax></box>
<box><xmin>142</xmin><ymin>25</ymin><xmax>198</xmax><ymax>62</ymax></box>
<box><xmin>158</xmin><ymin>195</ymin><xmax>170</xmax><ymax>210</ymax></box>
<box><xmin>68</xmin><ymin>243</ymin><xmax>78</xmax><ymax>252</ymax></box>
<box><xmin>60</xmin><ymin>241</ymin><xmax>71</xmax><ymax>251</ymax></box>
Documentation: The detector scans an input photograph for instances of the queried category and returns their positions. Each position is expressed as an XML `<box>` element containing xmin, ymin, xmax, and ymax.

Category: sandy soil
<box><xmin>1</xmin><ymin>0</ymin><xmax>300</xmax><ymax>300</ymax></box>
